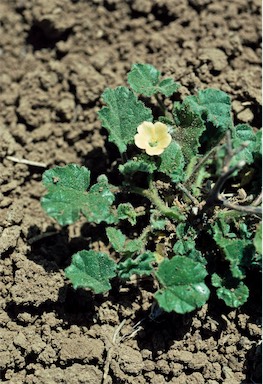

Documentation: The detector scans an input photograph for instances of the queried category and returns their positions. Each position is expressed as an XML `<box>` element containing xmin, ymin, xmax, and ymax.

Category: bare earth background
<box><xmin>0</xmin><ymin>0</ymin><xmax>262</xmax><ymax>383</ymax></box>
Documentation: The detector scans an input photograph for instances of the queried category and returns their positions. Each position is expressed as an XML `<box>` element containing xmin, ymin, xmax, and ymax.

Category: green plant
<box><xmin>41</xmin><ymin>64</ymin><xmax>262</xmax><ymax>314</ymax></box>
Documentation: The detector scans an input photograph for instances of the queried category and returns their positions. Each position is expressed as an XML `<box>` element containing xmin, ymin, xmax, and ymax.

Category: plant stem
<box><xmin>177</xmin><ymin>183</ymin><xmax>200</xmax><ymax>206</ymax></box>
<box><xmin>154</xmin><ymin>94</ymin><xmax>167</xmax><ymax>116</ymax></box>
<box><xmin>154</xmin><ymin>94</ymin><xmax>173</xmax><ymax>120</ymax></box>
<box><xmin>138</xmin><ymin>225</ymin><xmax>152</xmax><ymax>244</ymax></box>
<box><xmin>131</xmin><ymin>184</ymin><xmax>185</xmax><ymax>222</ymax></box>
<box><xmin>204</xmin><ymin>161</ymin><xmax>245</xmax><ymax>208</ymax></box>
<box><xmin>185</xmin><ymin>146</ymin><xmax>217</xmax><ymax>184</ymax></box>
<box><xmin>217</xmin><ymin>195</ymin><xmax>262</xmax><ymax>216</ymax></box>
<box><xmin>120</xmin><ymin>151</ymin><xmax>128</xmax><ymax>163</ymax></box>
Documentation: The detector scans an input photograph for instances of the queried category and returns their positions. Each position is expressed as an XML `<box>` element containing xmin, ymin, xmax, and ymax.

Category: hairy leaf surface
<box><xmin>65</xmin><ymin>250</ymin><xmax>116</xmax><ymax>293</ymax></box>
<box><xmin>106</xmin><ymin>227</ymin><xmax>143</xmax><ymax>254</ymax></box>
<box><xmin>172</xmin><ymin>101</ymin><xmax>205</xmax><ymax>162</ymax></box>
<box><xmin>128</xmin><ymin>63</ymin><xmax>180</xmax><ymax>97</ymax></box>
<box><xmin>213</xmin><ymin>221</ymin><xmax>254</xmax><ymax>279</ymax></box>
<box><xmin>41</xmin><ymin>166</ymin><xmax>115</xmax><ymax>226</ymax></box>
<box><xmin>117</xmin><ymin>252</ymin><xmax>155</xmax><ymax>279</ymax></box>
<box><xmin>119</xmin><ymin>157</ymin><xmax>157</xmax><ymax>175</ymax></box>
<box><xmin>81</xmin><ymin>175</ymin><xmax>115</xmax><ymax>224</ymax></box>
<box><xmin>117</xmin><ymin>203</ymin><xmax>137</xmax><ymax>226</ymax></box>
<box><xmin>155</xmin><ymin>256</ymin><xmax>210</xmax><ymax>313</ymax></box>
<box><xmin>98</xmin><ymin>86</ymin><xmax>153</xmax><ymax>153</ymax></box>
<box><xmin>106</xmin><ymin>227</ymin><xmax>126</xmax><ymax>253</ymax></box>
<box><xmin>231</xmin><ymin>124</ymin><xmax>257</xmax><ymax>165</ymax></box>
<box><xmin>42</xmin><ymin>164</ymin><xmax>91</xmax><ymax>191</ymax></box>
<box><xmin>158</xmin><ymin>141</ymin><xmax>185</xmax><ymax>183</ymax></box>
<box><xmin>186</xmin><ymin>88</ymin><xmax>232</xmax><ymax>147</ymax></box>
<box><xmin>212</xmin><ymin>273</ymin><xmax>249</xmax><ymax>307</ymax></box>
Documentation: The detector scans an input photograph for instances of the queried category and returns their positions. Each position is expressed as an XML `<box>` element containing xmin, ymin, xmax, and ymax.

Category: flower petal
<box><xmin>154</xmin><ymin>122</ymin><xmax>169</xmax><ymax>137</ymax></box>
<box><xmin>145</xmin><ymin>145</ymin><xmax>164</xmax><ymax>156</ymax></box>
<box><xmin>158</xmin><ymin>133</ymin><xmax>172</xmax><ymax>148</ymax></box>
<box><xmin>134</xmin><ymin>121</ymin><xmax>171</xmax><ymax>155</ymax></box>
<box><xmin>134</xmin><ymin>133</ymin><xmax>147</xmax><ymax>149</ymax></box>
<box><xmin>137</xmin><ymin>121</ymin><xmax>155</xmax><ymax>140</ymax></box>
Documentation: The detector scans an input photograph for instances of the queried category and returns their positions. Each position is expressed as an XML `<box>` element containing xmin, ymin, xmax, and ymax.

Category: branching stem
<box><xmin>217</xmin><ymin>195</ymin><xmax>262</xmax><ymax>215</ymax></box>
<box><xmin>204</xmin><ymin>161</ymin><xmax>245</xmax><ymax>208</ymax></box>
<box><xmin>200</xmin><ymin>134</ymin><xmax>261</xmax><ymax>216</ymax></box>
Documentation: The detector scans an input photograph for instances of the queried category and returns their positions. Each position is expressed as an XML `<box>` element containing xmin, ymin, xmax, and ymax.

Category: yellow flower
<box><xmin>134</xmin><ymin>121</ymin><xmax>172</xmax><ymax>156</ymax></box>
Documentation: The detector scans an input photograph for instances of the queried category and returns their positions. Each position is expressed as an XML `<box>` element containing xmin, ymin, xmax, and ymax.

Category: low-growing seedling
<box><xmin>41</xmin><ymin>63</ymin><xmax>262</xmax><ymax>314</ymax></box>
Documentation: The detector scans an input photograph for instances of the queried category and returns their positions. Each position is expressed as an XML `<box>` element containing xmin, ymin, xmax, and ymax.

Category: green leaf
<box><xmin>213</xmin><ymin>221</ymin><xmax>254</xmax><ymax>279</ymax></box>
<box><xmin>212</xmin><ymin>273</ymin><xmax>249</xmax><ymax>307</ymax></box>
<box><xmin>125</xmin><ymin>239</ymin><xmax>143</xmax><ymax>254</ymax></box>
<box><xmin>213</xmin><ymin>212</ymin><xmax>236</xmax><ymax>238</ymax></box>
<box><xmin>81</xmin><ymin>175</ymin><xmax>115</xmax><ymax>224</ymax></box>
<box><xmin>41</xmin><ymin>166</ymin><xmax>115</xmax><ymax>226</ymax></box>
<box><xmin>158</xmin><ymin>78</ymin><xmax>180</xmax><ymax>97</ymax></box>
<box><xmin>127</xmin><ymin>63</ymin><xmax>180</xmax><ymax>97</ymax></box>
<box><xmin>42</xmin><ymin>163</ymin><xmax>91</xmax><ymax>191</ymax></box>
<box><xmin>173</xmin><ymin>237</ymin><xmax>195</xmax><ymax>255</ymax></box>
<box><xmin>185</xmin><ymin>88</ymin><xmax>232</xmax><ymax>147</ymax></box>
<box><xmin>106</xmin><ymin>227</ymin><xmax>126</xmax><ymax>253</ymax></box>
<box><xmin>41</xmin><ymin>164</ymin><xmax>91</xmax><ymax>226</ymax></box>
<box><xmin>158</xmin><ymin>141</ymin><xmax>185</xmax><ymax>183</ymax></box>
<box><xmin>231</xmin><ymin>124</ymin><xmax>257</xmax><ymax>165</ymax></box>
<box><xmin>106</xmin><ymin>227</ymin><xmax>143</xmax><ymax>255</ymax></box>
<box><xmin>172</xmin><ymin>101</ymin><xmax>206</xmax><ymax>162</ymax></box>
<box><xmin>98</xmin><ymin>86</ymin><xmax>153</xmax><ymax>153</ymax></box>
<box><xmin>150</xmin><ymin>210</ymin><xmax>168</xmax><ymax>230</ymax></box>
<box><xmin>173</xmin><ymin>224</ymin><xmax>207</xmax><ymax>264</ymax></box>
<box><xmin>117</xmin><ymin>252</ymin><xmax>155</xmax><ymax>279</ymax></box>
<box><xmin>65</xmin><ymin>250</ymin><xmax>117</xmax><ymax>294</ymax></box>
<box><xmin>221</xmin><ymin>240</ymin><xmax>250</xmax><ymax>279</ymax></box>
<box><xmin>253</xmin><ymin>129</ymin><xmax>262</xmax><ymax>159</ymax></box>
<box><xmin>117</xmin><ymin>203</ymin><xmax>137</xmax><ymax>226</ymax></box>
<box><xmin>173</xmin><ymin>224</ymin><xmax>196</xmax><ymax>255</ymax></box>
<box><xmin>119</xmin><ymin>157</ymin><xmax>157</xmax><ymax>175</ymax></box>
<box><xmin>253</xmin><ymin>223</ymin><xmax>262</xmax><ymax>255</ymax></box>
<box><xmin>155</xmin><ymin>256</ymin><xmax>210</xmax><ymax>314</ymax></box>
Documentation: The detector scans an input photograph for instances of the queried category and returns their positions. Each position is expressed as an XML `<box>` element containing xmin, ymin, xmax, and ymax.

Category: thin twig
<box><xmin>120</xmin><ymin>319</ymin><xmax>145</xmax><ymax>341</ymax></box>
<box><xmin>204</xmin><ymin>160</ymin><xmax>246</xmax><ymax>208</ymax></box>
<box><xmin>218</xmin><ymin>195</ymin><xmax>262</xmax><ymax>215</ymax></box>
<box><xmin>102</xmin><ymin>318</ymin><xmax>145</xmax><ymax>384</ymax></box>
<box><xmin>102</xmin><ymin>320</ymin><xmax>126</xmax><ymax>384</ymax></box>
<box><xmin>112</xmin><ymin>319</ymin><xmax>126</xmax><ymax>343</ymax></box>
<box><xmin>177</xmin><ymin>182</ymin><xmax>200</xmax><ymax>206</ymax></box>
<box><xmin>199</xmin><ymin>131</ymin><xmax>259</xmax><ymax>217</ymax></box>
<box><xmin>6</xmin><ymin>156</ymin><xmax>47</xmax><ymax>168</ymax></box>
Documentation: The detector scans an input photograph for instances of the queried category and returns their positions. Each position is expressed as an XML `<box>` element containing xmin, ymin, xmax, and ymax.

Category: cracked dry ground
<box><xmin>0</xmin><ymin>0</ymin><xmax>261</xmax><ymax>383</ymax></box>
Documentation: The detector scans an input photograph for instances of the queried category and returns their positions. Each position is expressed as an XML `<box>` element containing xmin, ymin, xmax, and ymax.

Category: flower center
<box><xmin>149</xmin><ymin>139</ymin><xmax>158</xmax><ymax>147</ymax></box>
